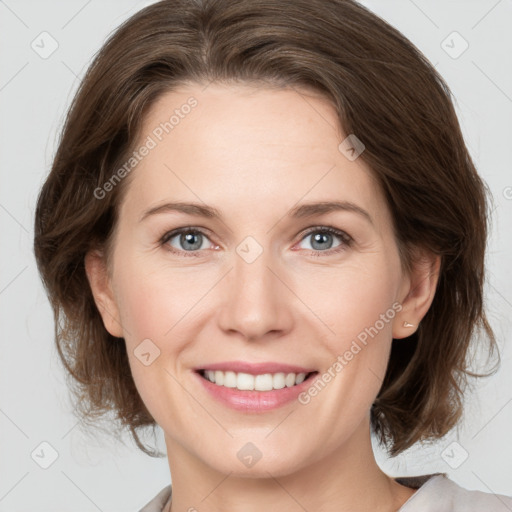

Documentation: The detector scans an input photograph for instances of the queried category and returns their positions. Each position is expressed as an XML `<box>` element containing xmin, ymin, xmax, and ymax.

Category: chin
<box><xmin>204</xmin><ymin>445</ymin><xmax>310</xmax><ymax>479</ymax></box>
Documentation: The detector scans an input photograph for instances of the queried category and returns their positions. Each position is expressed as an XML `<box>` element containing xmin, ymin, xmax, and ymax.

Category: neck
<box><xmin>164</xmin><ymin>418</ymin><xmax>416</xmax><ymax>512</ymax></box>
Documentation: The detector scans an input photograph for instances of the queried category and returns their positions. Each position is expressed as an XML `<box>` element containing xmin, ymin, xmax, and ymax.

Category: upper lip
<box><xmin>195</xmin><ymin>361</ymin><xmax>317</xmax><ymax>375</ymax></box>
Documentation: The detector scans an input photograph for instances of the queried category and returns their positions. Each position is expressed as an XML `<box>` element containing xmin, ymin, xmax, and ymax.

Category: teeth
<box><xmin>203</xmin><ymin>370</ymin><xmax>309</xmax><ymax>391</ymax></box>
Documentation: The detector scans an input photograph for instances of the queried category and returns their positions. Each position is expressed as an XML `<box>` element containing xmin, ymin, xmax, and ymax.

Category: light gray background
<box><xmin>1</xmin><ymin>0</ymin><xmax>511</xmax><ymax>510</ymax></box>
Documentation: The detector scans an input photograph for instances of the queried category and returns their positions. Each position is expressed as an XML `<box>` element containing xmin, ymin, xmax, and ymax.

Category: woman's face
<box><xmin>89</xmin><ymin>82</ymin><xmax>417</xmax><ymax>477</ymax></box>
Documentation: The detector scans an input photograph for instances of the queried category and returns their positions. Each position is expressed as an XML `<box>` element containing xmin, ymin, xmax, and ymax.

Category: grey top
<box><xmin>139</xmin><ymin>473</ymin><xmax>512</xmax><ymax>511</ymax></box>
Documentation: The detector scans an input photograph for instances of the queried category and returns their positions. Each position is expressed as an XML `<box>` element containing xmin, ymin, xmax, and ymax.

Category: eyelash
<box><xmin>159</xmin><ymin>226</ymin><xmax>354</xmax><ymax>258</ymax></box>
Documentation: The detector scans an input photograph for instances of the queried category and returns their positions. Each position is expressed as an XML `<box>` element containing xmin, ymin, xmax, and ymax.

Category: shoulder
<box><xmin>398</xmin><ymin>473</ymin><xmax>512</xmax><ymax>511</ymax></box>
<box><xmin>138</xmin><ymin>484</ymin><xmax>172</xmax><ymax>512</ymax></box>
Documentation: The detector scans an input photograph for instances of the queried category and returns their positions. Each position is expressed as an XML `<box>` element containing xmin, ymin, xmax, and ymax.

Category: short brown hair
<box><xmin>33</xmin><ymin>0</ymin><xmax>498</xmax><ymax>457</ymax></box>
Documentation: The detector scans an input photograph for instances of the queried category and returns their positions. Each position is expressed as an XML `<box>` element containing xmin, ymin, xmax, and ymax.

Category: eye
<box><xmin>296</xmin><ymin>226</ymin><xmax>353</xmax><ymax>256</ymax></box>
<box><xmin>160</xmin><ymin>227</ymin><xmax>215</xmax><ymax>257</ymax></box>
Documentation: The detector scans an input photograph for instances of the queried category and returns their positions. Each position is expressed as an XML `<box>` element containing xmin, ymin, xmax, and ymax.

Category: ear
<box><xmin>84</xmin><ymin>249</ymin><xmax>124</xmax><ymax>338</ymax></box>
<box><xmin>393</xmin><ymin>249</ymin><xmax>441</xmax><ymax>339</ymax></box>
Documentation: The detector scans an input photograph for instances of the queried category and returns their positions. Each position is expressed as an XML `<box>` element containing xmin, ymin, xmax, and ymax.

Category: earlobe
<box><xmin>393</xmin><ymin>251</ymin><xmax>441</xmax><ymax>339</ymax></box>
<box><xmin>84</xmin><ymin>249</ymin><xmax>124</xmax><ymax>338</ymax></box>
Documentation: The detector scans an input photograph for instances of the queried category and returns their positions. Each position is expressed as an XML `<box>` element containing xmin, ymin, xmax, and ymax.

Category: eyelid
<box><xmin>299</xmin><ymin>225</ymin><xmax>353</xmax><ymax>243</ymax></box>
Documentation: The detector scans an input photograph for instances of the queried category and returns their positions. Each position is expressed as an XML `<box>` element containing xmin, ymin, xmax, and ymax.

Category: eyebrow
<box><xmin>139</xmin><ymin>200</ymin><xmax>373</xmax><ymax>225</ymax></box>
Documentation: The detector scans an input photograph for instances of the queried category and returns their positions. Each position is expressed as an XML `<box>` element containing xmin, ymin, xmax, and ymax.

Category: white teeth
<box><xmin>214</xmin><ymin>370</ymin><xmax>224</xmax><ymax>385</ymax></box>
<box><xmin>295</xmin><ymin>373</ymin><xmax>306</xmax><ymax>384</ymax></box>
<box><xmin>202</xmin><ymin>370</ymin><xmax>310</xmax><ymax>390</ymax></box>
<box><xmin>284</xmin><ymin>373</ymin><xmax>296</xmax><ymax>387</ymax></box>
<box><xmin>223</xmin><ymin>371</ymin><xmax>237</xmax><ymax>388</ymax></box>
<box><xmin>254</xmin><ymin>373</ymin><xmax>273</xmax><ymax>391</ymax></box>
<box><xmin>237</xmin><ymin>372</ymin><xmax>255</xmax><ymax>390</ymax></box>
<box><xmin>273</xmin><ymin>373</ymin><xmax>286</xmax><ymax>389</ymax></box>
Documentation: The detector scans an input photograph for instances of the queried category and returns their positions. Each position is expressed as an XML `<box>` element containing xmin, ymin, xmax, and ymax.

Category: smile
<box><xmin>194</xmin><ymin>369</ymin><xmax>320</xmax><ymax>412</ymax></box>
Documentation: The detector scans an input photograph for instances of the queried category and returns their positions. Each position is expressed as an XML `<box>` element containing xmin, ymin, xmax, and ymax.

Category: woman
<box><xmin>33</xmin><ymin>0</ymin><xmax>512</xmax><ymax>510</ymax></box>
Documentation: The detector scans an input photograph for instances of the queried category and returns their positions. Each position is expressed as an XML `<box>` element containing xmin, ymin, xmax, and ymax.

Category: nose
<box><xmin>217</xmin><ymin>246</ymin><xmax>294</xmax><ymax>342</ymax></box>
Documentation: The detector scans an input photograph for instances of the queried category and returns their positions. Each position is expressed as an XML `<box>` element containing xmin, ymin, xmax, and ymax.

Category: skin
<box><xmin>86</xmin><ymin>82</ymin><xmax>440</xmax><ymax>512</ymax></box>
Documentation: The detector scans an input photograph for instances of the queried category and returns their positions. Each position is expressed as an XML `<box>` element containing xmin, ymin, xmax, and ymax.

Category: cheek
<box><xmin>112</xmin><ymin>258</ymin><xmax>207</xmax><ymax>396</ymax></box>
<box><xmin>311</xmin><ymin>258</ymin><xmax>399</xmax><ymax>342</ymax></box>
<box><xmin>112</xmin><ymin>265</ymin><xmax>195</xmax><ymax>425</ymax></box>
<box><xmin>307</xmin><ymin>258</ymin><xmax>399</xmax><ymax>402</ymax></box>
<box><xmin>116</xmin><ymin>279</ymin><xmax>166</xmax><ymax>342</ymax></box>
<box><xmin>113</xmin><ymin>256</ymin><xmax>200</xmax><ymax>343</ymax></box>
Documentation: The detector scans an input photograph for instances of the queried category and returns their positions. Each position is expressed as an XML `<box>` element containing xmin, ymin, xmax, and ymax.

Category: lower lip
<box><xmin>193</xmin><ymin>371</ymin><xmax>319</xmax><ymax>412</ymax></box>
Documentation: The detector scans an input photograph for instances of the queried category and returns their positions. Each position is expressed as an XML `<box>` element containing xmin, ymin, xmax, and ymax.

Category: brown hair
<box><xmin>33</xmin><ymin>0</ymin><xmax>498</xmax><ymax>457</ymax></box>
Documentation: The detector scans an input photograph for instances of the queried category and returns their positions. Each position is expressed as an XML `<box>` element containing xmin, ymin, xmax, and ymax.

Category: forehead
<box><xmin>119</xmin><ymin>82</ymin><xmax>387</xmax><ymax>225</ymax></box>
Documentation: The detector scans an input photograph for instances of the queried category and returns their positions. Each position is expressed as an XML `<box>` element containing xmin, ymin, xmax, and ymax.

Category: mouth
<box><xmin>195</xmin><ymin>369</ymin><xmax>319</xmax><ymax>392</ymax></box>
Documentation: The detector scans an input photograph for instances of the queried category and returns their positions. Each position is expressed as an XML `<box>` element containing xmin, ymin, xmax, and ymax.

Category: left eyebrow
<box><xmin>288</xmin><ymin>200</ymin><xmax>374</xmax><ymax>225</ymax></box>
<box><xmin>139</xmin><ymin>200</ymin><xmax>373</xmax><ymax>226</ymax></box>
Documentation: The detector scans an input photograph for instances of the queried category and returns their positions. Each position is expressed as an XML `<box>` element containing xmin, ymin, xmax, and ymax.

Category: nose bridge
<box><xmin>217</xmin><ymin>238</ymin><xmax>292</xmax><ymax>340</ymax></box>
